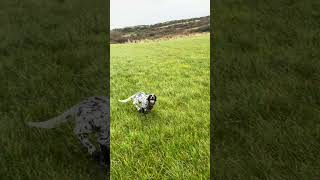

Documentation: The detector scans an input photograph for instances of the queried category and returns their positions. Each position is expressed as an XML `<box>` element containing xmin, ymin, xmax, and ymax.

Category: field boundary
<box><xmin>111</xmin><ymin>32</ymin><xmax>210</xmax><ymax>44</ymax></box>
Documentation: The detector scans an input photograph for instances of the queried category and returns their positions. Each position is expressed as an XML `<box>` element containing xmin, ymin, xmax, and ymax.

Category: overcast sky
<box><xmin>111</xmin><ymin>0</ymin><xmax>210</xmax><ymax>29</ymax></box>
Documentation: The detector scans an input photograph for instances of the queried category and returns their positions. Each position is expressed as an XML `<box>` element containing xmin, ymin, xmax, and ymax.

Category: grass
<box><xmin>4</xmin><ymin>0</ymin><xmax>319</xmax><ymax>179</ymax></box>
<box><xmin>110</xmin><ymin>34</ymin><xmax>210</xmax><ymax>179</ymax></box>
<box><xmin>213</xmin><ymin>1</ymin><xmax>320</xmax><ymax>179</ymax></box>
<box><xmin>0</xmin><ymin>0</ymin><xmax>108</xmax><ymax>179</ymax></box>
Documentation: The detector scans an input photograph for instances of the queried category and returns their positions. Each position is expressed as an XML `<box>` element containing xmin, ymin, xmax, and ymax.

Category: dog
<box><xmin>27</xmin><ymin>96</ymin><xmax>110</xmax><ymax>169</ymax></box>
<box><xmin>118</xmin><ymin>92</ymin><xmax>157</xmax><ymax>113</ymax></box>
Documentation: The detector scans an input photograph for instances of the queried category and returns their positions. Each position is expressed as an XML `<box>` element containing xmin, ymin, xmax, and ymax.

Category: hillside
<box><xmin>110</xmin><ymin>16</ymin><xmax>210</xmax><ymax>43</ymax></box>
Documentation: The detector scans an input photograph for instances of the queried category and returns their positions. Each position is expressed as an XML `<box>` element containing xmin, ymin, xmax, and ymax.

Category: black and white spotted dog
<box><xmin>118</xmin><ymin>92</ymin><xmax>157</xmax><ymax>113</ymax></box>
<box><xmin>26</xmin><ymin>96</ymin><xmax>110</xmax><ymax>169</ymax></box>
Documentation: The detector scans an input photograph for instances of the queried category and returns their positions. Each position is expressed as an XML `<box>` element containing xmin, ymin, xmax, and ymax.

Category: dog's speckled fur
<box><xmin>27</xmin><ymin>96</ymin><xmax>110</xmax><ymax>168</ymax></box>
<box><xmin>118</xmin><ymin>92</ymin><xmax>157</xmax><ymax>113</ymax></box>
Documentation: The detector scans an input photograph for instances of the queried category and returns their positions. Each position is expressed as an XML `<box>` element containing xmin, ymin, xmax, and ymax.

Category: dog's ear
<box><xmin>147</xmin><ymin>95</ymin><xmax>151</xmax><ymax>101</ymax></box>
<box><xmin>154</xmin><ymin>95</ymin><xmax>157</xmax><ymax>101</ymax></box>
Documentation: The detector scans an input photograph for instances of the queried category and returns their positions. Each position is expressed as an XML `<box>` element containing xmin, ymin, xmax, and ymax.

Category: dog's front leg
<box><xmin>97</xmin><ymin>129</ymin><xmax>110</xmax><ymax>166</ymax></box>
<box><xmin>99</xmin><ymin>144</ymin><xmax>110</xmax><ymax>168</ymax></box>
<box><xmin>133</xmin><ymin>100</ymin><xmax>141</xmax><ymax>111</ymax></box>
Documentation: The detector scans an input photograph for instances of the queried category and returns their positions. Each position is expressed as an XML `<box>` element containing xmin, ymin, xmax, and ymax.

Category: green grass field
<box><xmin>213</xmin><ymin>1</ymin><xmax>320</xmax><ymax>179</ymax></box>
<box><xmin>4</xmin><ymin>0</ymin><xmax>320</xmax><ymax>179</ymax></box>
<box><xmin>110</xmin><ymin>34</ymin><xmax>210</xmax><ymax>179</ymax></box>
<box><xmin>0</xmin><ymin>1</ymin><xmax>108</xmax><ymax>179</ymax></box>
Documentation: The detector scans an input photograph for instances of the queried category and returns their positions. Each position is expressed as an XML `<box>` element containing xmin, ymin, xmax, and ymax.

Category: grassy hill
<box><xmin>0</xmin><ymin>0</ymin><xmax>108</xmax><ymax>179</ymax></box>
<box><xmin>110</xmin><ymin>16</ymin><xmax>210</xmax><ymax>43</ymax></box>
<box><xmin>110</xmin><ymin>34</ymin><xmax>210</xmax><ymax>179</ymax></box>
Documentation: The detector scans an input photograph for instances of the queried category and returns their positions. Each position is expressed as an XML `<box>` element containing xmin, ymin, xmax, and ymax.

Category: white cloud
<box><xmin>111</xmin><ymin>0</ymin><xmax>210</xmax><ymax>29</ymax></box>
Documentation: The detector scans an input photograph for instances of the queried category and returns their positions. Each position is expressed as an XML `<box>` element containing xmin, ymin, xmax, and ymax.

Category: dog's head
<box><xmin>147</xmin><ymin>94</ymin><xmax>157</xmax><ymax>106</ymax></box>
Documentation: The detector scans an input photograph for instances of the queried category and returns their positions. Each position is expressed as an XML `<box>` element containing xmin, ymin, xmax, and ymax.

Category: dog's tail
<box><xmin>26</xmin><ymin>106</ymin><xmax>76</xmax><ymax>129</ymax></box>
<box><xmin>118</xmin><ymin>95</ymin><xmax>135</xmax><ymax>103</ymax></box>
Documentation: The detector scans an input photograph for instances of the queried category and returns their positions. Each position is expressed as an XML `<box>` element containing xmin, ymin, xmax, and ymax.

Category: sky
<box><xmin>110</xmin><ymin>0</ymin><xmax>210</xmax><ymax>29</ymax></box>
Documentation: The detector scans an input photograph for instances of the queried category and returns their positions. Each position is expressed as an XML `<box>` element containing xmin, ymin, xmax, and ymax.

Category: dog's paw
<box><xmin>138</xmin><ymin>108</ymin><xmax>145</xmax><ymax>113</ymax></box>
